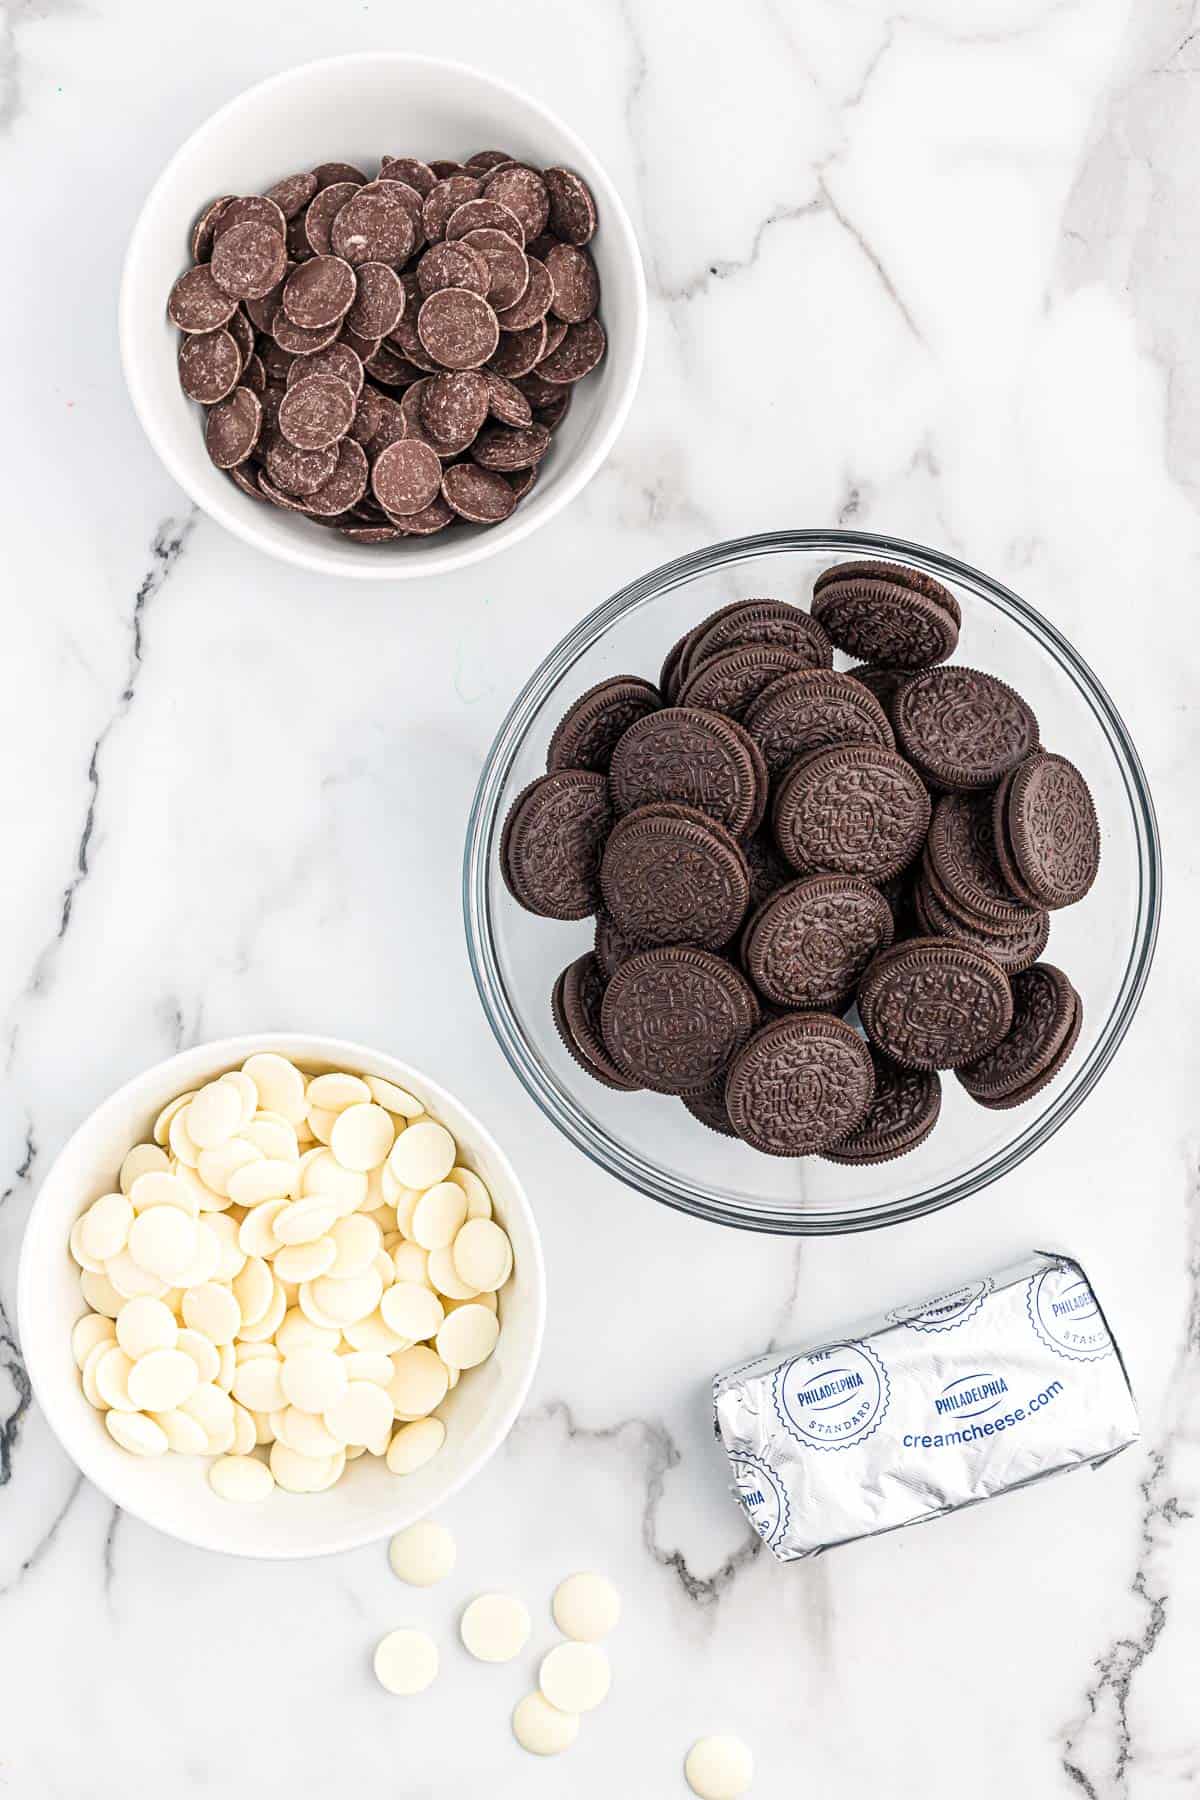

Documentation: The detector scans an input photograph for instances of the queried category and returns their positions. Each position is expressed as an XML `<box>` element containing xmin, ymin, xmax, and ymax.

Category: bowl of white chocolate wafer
<box><xmin>18</xmin><ymin>1034</ymin><xmax>545</xmax><ymax>1558</ymax></box>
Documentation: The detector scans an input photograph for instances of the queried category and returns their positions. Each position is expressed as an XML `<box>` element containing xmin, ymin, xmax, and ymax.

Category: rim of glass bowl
<box><xmin>463</xmin><ymin>528</ymin><xmax>1162</xmax><ymax>1235</ymax></box>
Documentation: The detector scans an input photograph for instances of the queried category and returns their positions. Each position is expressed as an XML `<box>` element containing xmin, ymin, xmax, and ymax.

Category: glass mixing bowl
<box><xmin>463</xmin><ymin>530</ymin><xmax>1161</xmax><ymax>1234</ymax></box>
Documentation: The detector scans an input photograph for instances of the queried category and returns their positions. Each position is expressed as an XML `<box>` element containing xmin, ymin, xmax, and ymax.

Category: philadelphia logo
<box><xmin>888</xmin><ymin>1278</ymin><xmax>992</xmax><ymax>1334</ymax></box>
<box><xmin>1027</xmin><ymin>1263</ymin><xmax>1112</xmax><ymax>1362</ymax></box>
<box><xmin>732</xmin><ymin>1454</ymin><xmax>791</xmax><ymax>1549</ymax></box>
<box><xmin>934</xmin><ymin>1371</ymin><xmax>1008</xmax><ymax>1421</ymax></box>
<box><xmin>773</xmin><ymin>1340</ymin><xmax>890</xmax><ymax>1452</ymax></box>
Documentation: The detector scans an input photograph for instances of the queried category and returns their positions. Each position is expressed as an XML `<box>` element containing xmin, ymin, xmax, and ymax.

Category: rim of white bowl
<box><xmin>118</xmin><ymin>52</ymin><xmax>647</xmax><ymax>581</ymax></box>
<box><xmin>17</xmin><ymin>1033</ymin><xmax>547</xmax><ymax>1557</ymax></box>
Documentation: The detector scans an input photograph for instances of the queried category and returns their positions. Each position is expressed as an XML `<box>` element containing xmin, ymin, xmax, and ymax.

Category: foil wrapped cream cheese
<box><xmin>713</xmin><ymin>1252</ymin><xmax>1139</xmax><ymax>1561</ymax></box>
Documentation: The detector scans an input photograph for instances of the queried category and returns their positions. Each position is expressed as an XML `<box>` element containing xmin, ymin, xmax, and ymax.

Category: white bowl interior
<box><xmin>18</xmin><ymin>1035</ymin><xmax>545</xmax><ymax>1557</ymax></box>
<box><xmin>119</xmin><ymin>53</ymin><xmax>645</xmax><ymax>579</ymax></box>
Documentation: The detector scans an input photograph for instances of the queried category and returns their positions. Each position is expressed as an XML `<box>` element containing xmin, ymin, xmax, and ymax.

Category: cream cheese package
<box><xmin>713</xmin><ymin>1252</ymin><xmax>1139</xmax><ymax>1561</ymax></box>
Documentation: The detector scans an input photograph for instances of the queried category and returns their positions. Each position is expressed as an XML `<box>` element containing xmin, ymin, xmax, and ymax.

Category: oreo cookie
<box><xmin>725</xmin><ymin>1013</ymin><xmax>876</xmax><ymax>1156</ymax></box>
<box><xmin>913</xmin><ymin>870</ymin><xmax>1050</xmax><ymax>972</ymax></box>
<box><xmin>682</xmin><ymin>1078</ymin><xmax>739</xmax><ymax>1138</ymax></box>
<box><xmin>599</xmin><ymin>804</ymin><xmax>750</xmax><ymax>949</ymax></box>
<box><xmin>501</xmin><ymin>770</ymin><xmax>612</xmax><ymax>919</ymax></box>
<box><xmin>1005</xmin><ymin>752</ymin><xmax>1101</xmax><ymax>909</ymax></box>
<box><xmin>956</xmin><ymin>963</ymin><xmax>1081</xmax><ymax>1108</ymax></box>
<box><xmin>741</xmin><ymin>875</ymin><xmax>894</xmax><ymax>1010</ymax></box>
<box><xmin>894</xmin><ymin>666</ymin><xmax>1039</xmax><ymax>791</ymax></box>
<box><xmin>925</xmin><ymin>790</ymin><xmax>1040</xmax><ymax>929</ymax></box>
<box><xmin>608</xmin><ymin>706</ymin><xmax>765</xmax><ymax>839</ymax></box>
<box><xmin>659</xmin><ymin>623</ymin><xmax>700</xmax><ymax>703</ymax></box>
<box><xmin>857</xmin><ymin>937</ymin><xmax>1014</xmax><ymax>1070</ymax></box>
<box><xmin>743</xmin><ymin>670</ymin><xmax>895</xmax><ymax>778</ymax></box>
<box><xmin>680</xmin><ymin>598</ymin><xmax>833</xmax><ymax>681</ymax></box>
<box><xmin>990</xmin><ymin>765</ymin><xmax>1040</xmax><ymax>905</ymax></box>
<box><xmin>546</xmin><ymin>675</ymin><xmax>660</xmax><ymax>773</ymax></box>
<box><xmin>601</xmin><ymin>947</ymin><xmax>759</xmax><ymax>1094</ymax></box>
<box><xmin>811</xmin><ymin>561</ymin><xmax>960</xmax><ymax>668</ymax></box>
<box><xmin>772</xmin><ymin>744</ymin><xmax>931</xmax><ymax>881</ymax></box>
<box><xmin>821</xmin><ymin>1050</ymin><xmax>942</xmax><ymax>1165</ymax></box>
<box><xmin>678</xmin><ymin>644</ymin><xmax>820</xmax><ymax>720</ymax></box>
<box><xmin>551</xmin><ymin>953</ymin><xmax>640</xmax><ymax>1090</ymax></box>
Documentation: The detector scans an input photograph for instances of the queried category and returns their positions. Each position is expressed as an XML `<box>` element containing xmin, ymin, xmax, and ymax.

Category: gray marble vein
<box><xmin>515</xmin><ymin>1398</ymin><xmax>761</xmax><ymax>1605</ymax></box>
<box><xmin>38</xmin><ymin>512</ymin><xmax>196</xmax><ymax>976</ymax></box>
<box><xmin>1060</xmin><ymin>1171</ymin><xmax>1200</xmax><ymax>1795</ymax></box>
<box><xmin>0</xmin><ymin>1471</ymin><xmax>82</xmax><ymax>1595</ymax></box>
<box><xmin>0</xmin><ymin>1291</ymin><xmax>31</xmax><ymax>1485</ymax></box>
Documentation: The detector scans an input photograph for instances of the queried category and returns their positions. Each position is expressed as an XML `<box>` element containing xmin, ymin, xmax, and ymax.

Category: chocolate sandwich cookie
<box><xmin>1005</xmin><ymin>752</ymin><xmax>1101</xmax><ymax>909</ymax></box>
<box><xmin>926</xmin><ymin>791</ymin><xmax>1041</xmax><ymax>929</ymax></box>
<box><xmin>600</xmin><ymin>947</ymin><xmax>759</xmax><ymax>1094</ymax></box>
<box><xmin>680</xmin><ymin>598</ymin><xmax>833</xmax><ymax>682</ymax></box>
<box><xmin>913</xmin><ymin>870</ymin><xmax>1050</xmax><ymax>972</ymax></box>
<box><xmin>956</xmin><ymin>963</ymin><xmax>1081</xmax><ymax>1107</ymax></box>
<box><xmin>593</xmin><ymin>907</ymin><xmax>645</xmax><ymax>978</ymax></box>
<box><xmin>599</xmin><ymin>804</ymin><xmax>750</xmax><ymax>950</ymax></box>
<box><xmin>893</xmin><ymin>666</ymin><xmax>1039</xmax><ymax>791</ymax></box>
<box><xmin>500</xmin><ymin>770</ymin><xmax>612</xmax><ymax>919</ymax></box>
<box><xmin>678</xmin><ymin>643</ymin><xmax>820</xmax><ymax>721</ymax></box>
<box><xmin>551</xmin><ymin>953</ymin><xmax>640</xmax><ymax>1091</ymax></box>
<box><xmin>681</xmin><ymin>1078</ymin><xmax>739</xmax><ymax>1138</ymax></box>
<box><xmin>658</xmin><ymin>627</ymin><xmax>696</xmax><ymax>704</ymax></box>
<box><xmin>811</xmin><ymin>560</ymin><xmax>961</xmax><ymax>669</ymax></box>
<box><xmin>608</xmin><ymin>706</ymin><xmax>765</xmax><ymax>840</ymax></box>
<box><xmin>845</xmin><ymin>664</ymin><xmax>912</xmax><ymax>721</ymax></box>
<box><xmin>741</xmin><ymin>875</ymin><xmax>894</xmax><ymax>1010</ymax></box>
<box><xmin>990</xmin><ymin>765</ymin><xmax>1040</xmax><ymax>904</ymax></box>
<box><xmin>772</xmin><ymin>744</ymin><xmax>931</xmax><ymax>882</ymax></box>
<box><xmin>546</xmin><ymin>675</ymin><xmax>661</xmax><ymax>774</ymax></box>
<box><xmin>725</xmin><ymin>1013</ymin><xmax>876</xmax><ymax>1157</ymax></box>
<box><xmin>857</xmin><ymin>936</ymin><xmax>1013</xmax><ymax>1070</ymax></box>
<box><xmin>821</xmin><ymin>1050</ymin><xmax>942</xmax><ymax>1165</ymax></box>
<box><xmin>743</xmin><ymin>669</ymin><xmax>895</xmax><ymax>777</ymax></box>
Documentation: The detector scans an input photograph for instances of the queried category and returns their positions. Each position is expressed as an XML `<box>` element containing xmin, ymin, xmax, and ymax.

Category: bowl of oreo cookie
<box><xmin>464</xmin><ymin>529</ymin><xmax>1161</xmax><ymax>1233</ymax></box>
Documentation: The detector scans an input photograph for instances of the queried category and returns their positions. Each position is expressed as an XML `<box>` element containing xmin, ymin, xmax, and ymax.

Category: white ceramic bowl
<box><xmin>17</xmin><ymin>1034</ymin><xmax>545</xmax><ymax>1558</ymax></box>
<box><xmin>119</xmin><ymin>54</ymin><xmax>646</xmax><ymax>580</ymax></box>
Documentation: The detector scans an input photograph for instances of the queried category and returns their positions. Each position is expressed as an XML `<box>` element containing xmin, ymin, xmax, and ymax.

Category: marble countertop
<box><xmin>1</xmin><ymin>2</ymin><xmax>1197</xmax><ymax>1795</ymax></box>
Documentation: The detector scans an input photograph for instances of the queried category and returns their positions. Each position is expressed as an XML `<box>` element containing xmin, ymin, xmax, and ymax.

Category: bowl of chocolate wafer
<box><xmin>465</xmin><ymin>529</ymin><xmax>1162</xmax><ymax>1233</ymax></box>
<box><xmin>120</xmin><ymin>54</ymin><xmax>645</xmax><ymax>578</ymax></box>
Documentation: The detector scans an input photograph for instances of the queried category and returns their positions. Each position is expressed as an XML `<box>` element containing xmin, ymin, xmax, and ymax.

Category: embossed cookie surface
<box><xmin>546</xmin><ymin>676</ymin><xmax>661</xmax><ymax>774</ymax></box>
<box><xmin>501</xmin><ymin>770</ymin><xmax>612</xmax><ymax>919</ymax></box>
<box><xmin>599</xmin><ymin>805</ymin><xmax>750</xmax><ymax>949</ymax></box>
<box><xmin>913</xmin><ymin>870</ymin><xmax>1049</xmax><ymax>972</ymax></box>
<box><xmin>678</xmin><ymin>644</ymin><xmax>819</xmax><ymax>720</ymax></box>
<box><xmin>811</xmin><ymin>560</ymin><xmax>960</xmax><ymax>669</ymax></box>
<box><xmin>956</xmin><ymin>962</ymin><xmax>1079</xmax><ymax>1103</ymax></box>
<box><xmin>681</xmin><ymin>598</ymin><xmax>833</xmax><ymax>682</ymax></box>
<box><xmin>926</xmin><ymin>790</ymin><xmax>1040</xmax><ymax>927</ymax></box>
<box><xmin>772</xmin><ymin>744</ymin><xmax>931</xmax><ymax>881</ymax></box>
<box><xmin>600</xmin><ymin>947</ymin><xmax>759</xmax><ymax>1094</ymax></box>
<box><xmin>1007</xmin><ymin>752</ymin><xmax>1100</xmax><ymax>908</ymax></box>
<box><xmin>741</xmin><ymin>875</ymin><xmax>894</xmax><ymax>1010</ymax></box>
<box><xmin>894</xmin><ymin>666</ymin><xmax>1038</xmax><ymax>790</ymax></box>
<box><xmin>608</xmin><ymin>707</ymin><xmax>764</xmax><ymax>839</ymax></box>
<box><xmin>857</xmin><ymin>937</ymin><xmax>1013</xmax><ymax>1069</ymax></box>
<box><xmin>725</xmin><ymin>1014</ymin><xmax>875</xmax><ymax>1156</ymax></box>
<box><xmin>743</xmin><ymin>670</ymin><xmax>895</xmax><ymax>777</ymax></box>
<box><xmin>822</xmin><ymin>1050</ymin><xmax>942</xmax><ymax>1165</ymax></box>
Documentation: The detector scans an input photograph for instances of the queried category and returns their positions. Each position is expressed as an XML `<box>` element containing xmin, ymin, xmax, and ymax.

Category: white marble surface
<box><xmin>0</xmin><ymin>2</ymin><xmax>1197</xmax><ymax>1795</ymax></box>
